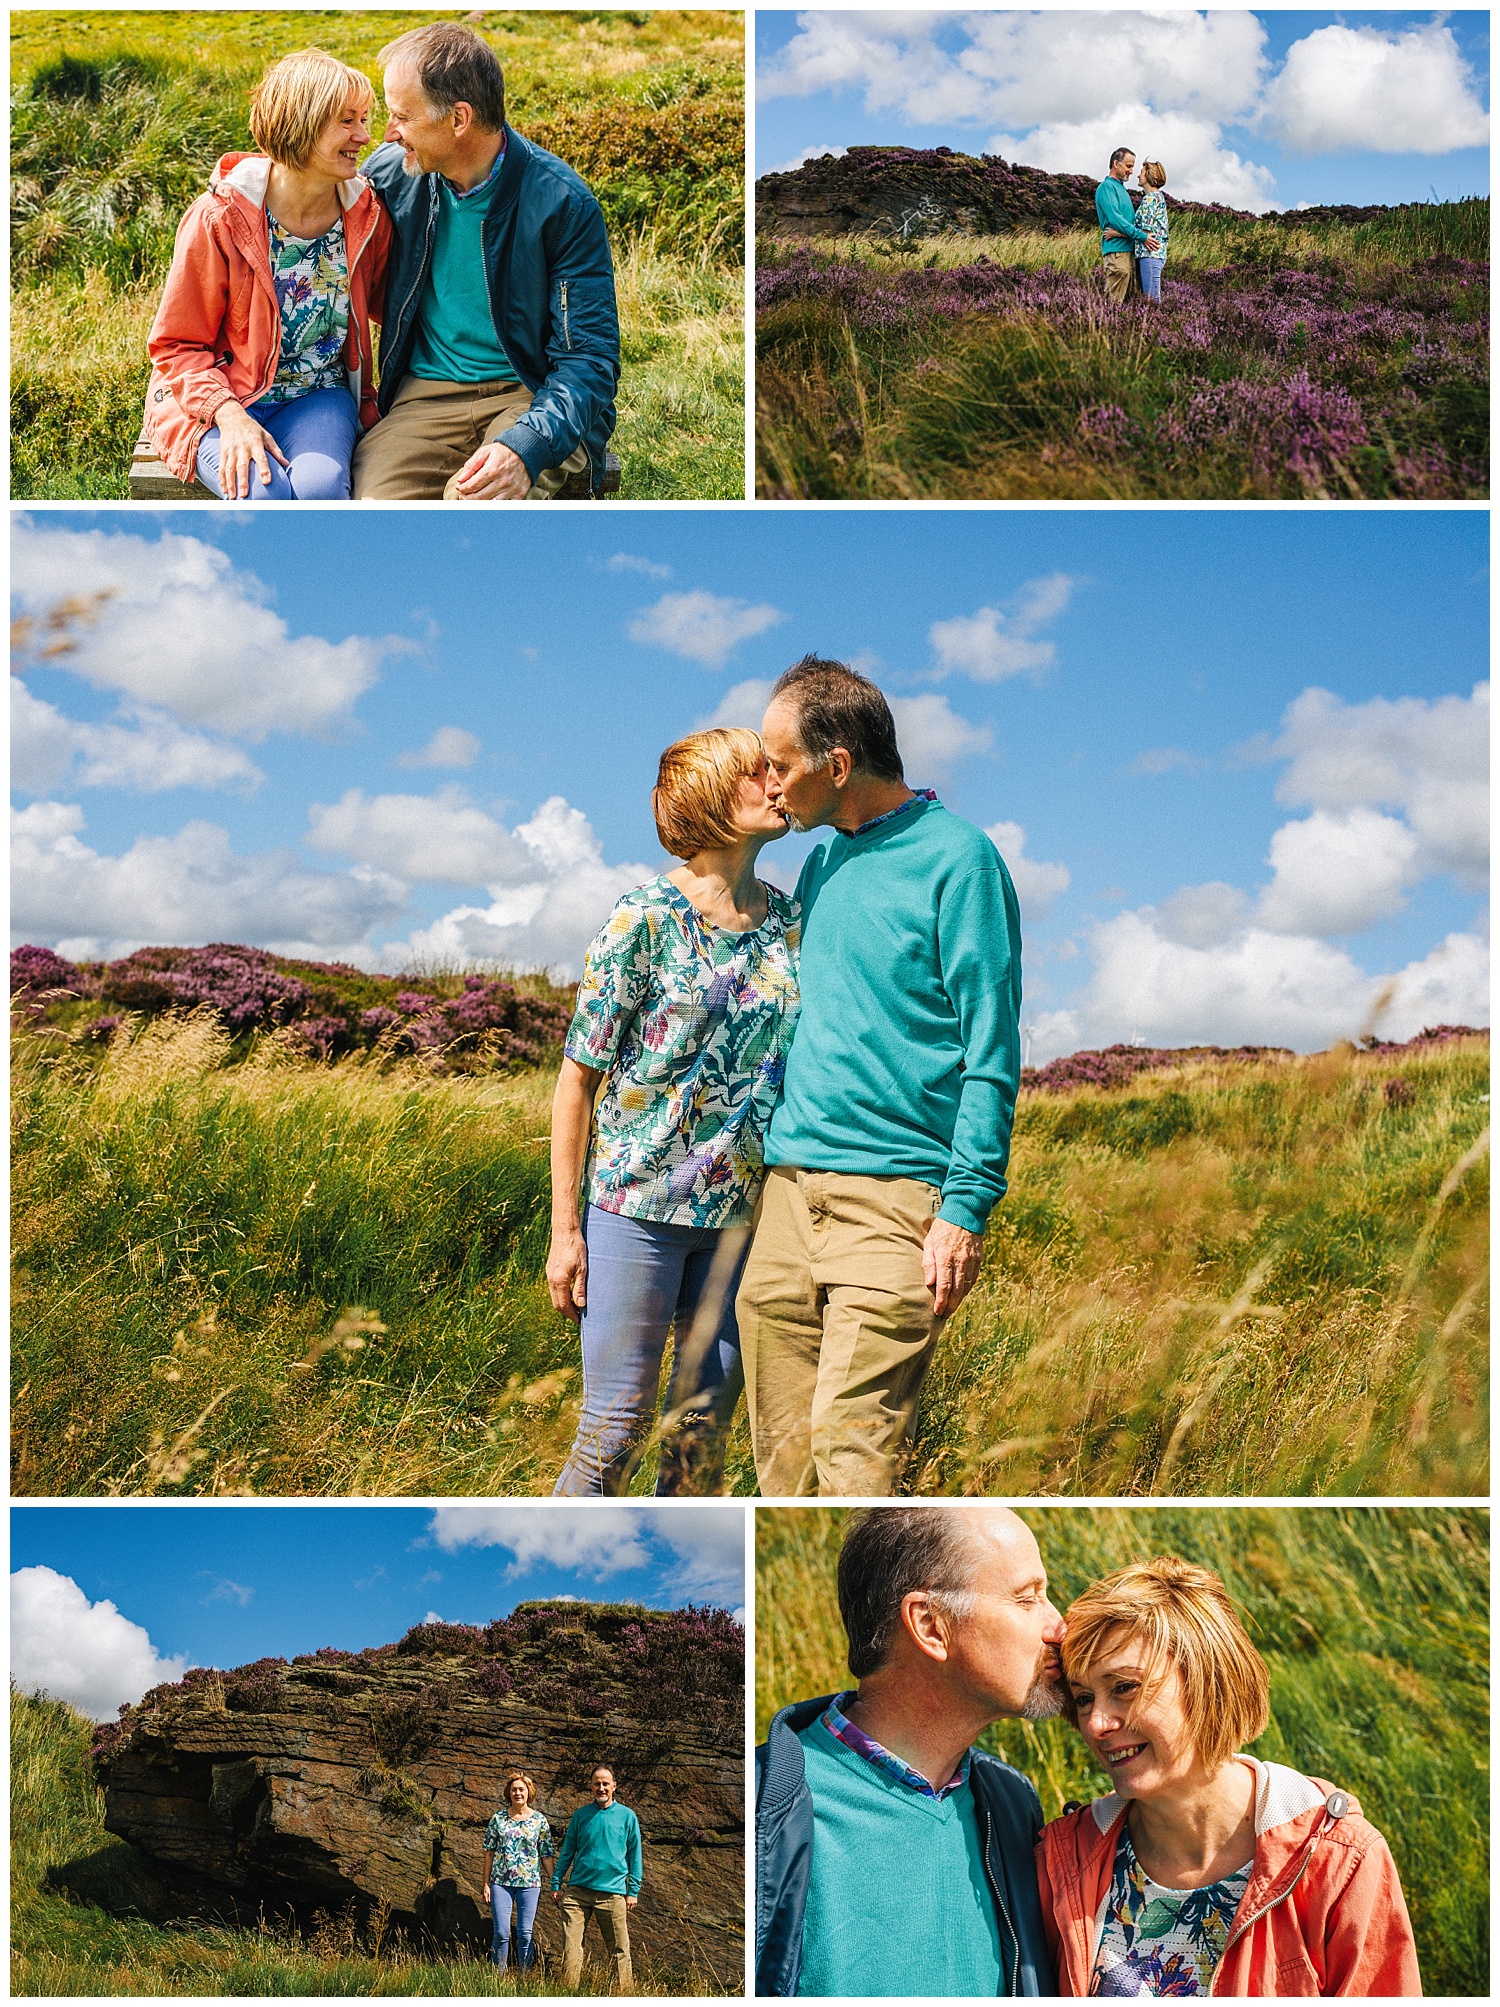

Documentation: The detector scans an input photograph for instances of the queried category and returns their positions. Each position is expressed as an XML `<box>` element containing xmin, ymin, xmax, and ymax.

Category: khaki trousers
<box><xmin>351</xmin><ymin>374</ymin><xmax>589</xmax><ymax>500</ymax></box>
<box><xmin>738</xmin><ymin>1167</ymin><xmax>944</xmax><ymax>1497</ymax></box>
<box><xmin>560</xmin><ymin>1888</ymin><xmax>634</xmax><ymax>1993</ymax></box>
<box><xmin>1102</xmin><ymin>253</ymin><xmax>1134</xmax><ymax>304</ymax></box>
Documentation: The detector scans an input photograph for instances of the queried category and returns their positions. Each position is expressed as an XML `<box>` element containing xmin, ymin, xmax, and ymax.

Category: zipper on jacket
<box><xmin>560</xmin><ymin>279</ymin><xmax>572</xmax><ymax>350</ymax></box>
<box><xmin>977</xmin><ymin>1799</ymin><xmax>1021</xmax><ymax>1996</ymax></box>
<box><xmin>390</xmin><ymin>182</ymin><xmax>437</xmax><ymax>362</ymax></box>
<box><xmin>1206</xmin><ymin>1820</ymin><xmax>1330</xmax><ymax>1996</ymax></box>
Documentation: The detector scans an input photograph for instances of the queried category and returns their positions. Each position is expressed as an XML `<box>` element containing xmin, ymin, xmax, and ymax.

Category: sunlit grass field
<box><xmin>10</xmin><ymin>9</ymin><xmax>745</xmax><ymax>499</ymax></box>
<box><xmin>754</xmin><ymin>1505</ymin><xmax>1489</xmax><ymax>1998</ymax></box>
<box><xmin>13</xmin><ymin>1019</ymin><xmax>1486</xmax><ymax>1498</ymax></box>
<box><xmin>12</xmin><ymin>1689</ymin><xmax>728</xmax><ymax>1997</ymax></box>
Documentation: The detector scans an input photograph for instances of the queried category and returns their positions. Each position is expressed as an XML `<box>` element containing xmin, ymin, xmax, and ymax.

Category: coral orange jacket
<box><xmin>145</xmin><ymin>153</ymin><xmax>391</xmax><ymax>481</ymax></box>
<box><xmin>1036</xmin><ymin>1757</ymin><xmax>1422</xmax><ymax>1997</ymax></box>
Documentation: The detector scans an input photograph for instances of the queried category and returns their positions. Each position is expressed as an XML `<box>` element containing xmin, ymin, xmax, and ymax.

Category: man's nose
<box><xmin>1042</xmin><ymin>1602</ymin><xmax>1066</xmax><ymax>1643</ymax></box>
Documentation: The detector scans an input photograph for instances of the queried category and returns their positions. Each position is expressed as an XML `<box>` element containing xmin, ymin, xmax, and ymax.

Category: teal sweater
<box><xmin>551</xmin><ymin>1801</ymin><xmax>643</xmax><ymax>1897</ymax></box>
<box><xmin>795</xmin><ymin>1717</ymin><xmax>1004</xmax><ymax>1998</ymax></box>
<box><xmin>765</xmin><ymin>797</ymin><xmax>1022</xmax><ymax>1235</ymax></box>
<box><xmin>1095</xmin><ymin>174</ymin><xmax>1149</xmax><ymax>255</ymax></box>
<box><xmin>408</xmin><ymin>169</ymin><xmax>520</xmax><ymax>386</ymax></box>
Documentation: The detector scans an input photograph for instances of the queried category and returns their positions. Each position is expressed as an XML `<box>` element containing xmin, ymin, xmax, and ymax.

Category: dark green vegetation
<box><xmin>12</xmin><ymin>1022</ymin><xmax>1486</xmax><ymax>1498</ymax></box>
<box><xmin>756</xmin><ymin>202</ymin><xmax>1489</xmax><ymax>499</ymax></box>
<box><xmin>11</xmin><ymin>10</ymin><xmax>744</xmax><ymax>499</ymax></box>
<box><xmin>756</xmin><ymin>1505</ymin><xmax>1489</xmax><ymax>1997</ymax></box>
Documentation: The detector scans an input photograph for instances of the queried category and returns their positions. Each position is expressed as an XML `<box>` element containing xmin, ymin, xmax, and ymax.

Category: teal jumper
<box><xmin>551</xmin><ymin>1801</ymin><xmax>643</xmax><ymax>1897</ymax></box>
<box><xmin>795</xmin><ymin>1717</ymin><xmax>1005</xmax><ymax>1998</ymax></box>
<box><xmin>764</xmin><ymin>798</ymin><xmax>1022</xmax><ymax>1236</ymax></box>
<box><xmin>1095</xmin><ymin>174</ymin><xmax>1150</xmax><ymax>257</ymax></box>
<box><xmin>408</xmin><ymin>170</ymin><xmax>520</xmax><ymax>386</ymax></box>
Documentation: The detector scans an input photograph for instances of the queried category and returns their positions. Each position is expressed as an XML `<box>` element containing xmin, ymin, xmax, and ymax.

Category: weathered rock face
<box><xmin>93</xmin><ymin>1605</ymin><xmax>744</xmax><ymax>1985</ymax></box>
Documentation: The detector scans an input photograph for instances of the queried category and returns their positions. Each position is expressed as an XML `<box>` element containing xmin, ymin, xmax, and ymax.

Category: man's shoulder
<box><xmin>361</xmin><ymin>142</ymin><xmax>414</xmax><ymax>195</ymax></box>
<box><xmin>907</xmin><ymin>803</ymin><xmax>1005</xmax><ymax>874</ymax></box>
<box><xmin>511</xmin><ymin>129</ymin><xmax>605</xmax><ymax>213</ymax></box>
<box><xmin>969</xmin><ymin>1747</ymin><xmax>1044</xmax><ymax>1817</ymax></box>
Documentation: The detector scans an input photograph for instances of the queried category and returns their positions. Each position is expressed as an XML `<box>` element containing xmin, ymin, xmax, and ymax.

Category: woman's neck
<box><xmin>265</xmin><ymin>163</ymin><xmax>342</xmax><ymax>237</ymax></box>
<box><xmin>1125</xmin><ymin>1758</ymin><xmax>1257</xmax><ymax>1888</ymax></box>
<box><xmin>668</xmin><ymin>835</ymin><xmax>772</xmax><ymax>932</ymax></box>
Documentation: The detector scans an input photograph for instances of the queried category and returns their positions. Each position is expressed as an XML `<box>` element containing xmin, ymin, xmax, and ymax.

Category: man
<box><xmin>353</xmin><ymin>22</ymin><xmax>619</xmax><ymax>499</ymax></box>
<box><xmin>551</xmin><ymin>1763</ymin><xmax>643</xmax><ymax>1993</ymax></box>
<box><xmin>1095</xmin><ymin>145</ymin><xmax>1157</xmax><ymax>304</ymax></box>
<box><xmin>739</xmin><ymin>656</ymin><xmax>1023</xmax><ymax>1496</ymax></box>
<box><xmin>755</xmin><ymin>1506</ymin><xmax>1064</xmax><ymax>1997</ymax></box>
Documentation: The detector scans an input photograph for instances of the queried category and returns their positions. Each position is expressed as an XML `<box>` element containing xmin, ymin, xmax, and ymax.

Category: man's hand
<box><xmin>923</xmin><ymin>1217</ymin><xmax>984</xmax><ymax>1318</ymax></box>
<box><xmin>550</xmin><ymin>1889</ymin><xmax>561</xmax><ymax>1905</ymax></box>
<box><xmin>213</xmin><ymin>400</ymin><xmax>289</xmax><ymax>498</ymax></box>
<box><xmin>452</xmin><ymin>438</ymin><xmax>531</xmax><ymax>500</ymax></box>
<box><xmin>1145</xmin><ymin>234</ymin><xmax>1160</xmax><ymax>252</ymax></box>
<box><xmin>1102</xmin><ymin>225</ymin><xmax>1125</xmax><ymax>241</ymax></box>
<box><xmin>626</xmin><ymin>1896</ymin><xmax>638</xmax><ymax>1909</ymax></box>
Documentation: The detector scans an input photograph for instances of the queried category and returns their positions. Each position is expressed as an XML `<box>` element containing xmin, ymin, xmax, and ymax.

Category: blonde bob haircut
<box><xmin>501</xmin><ymin>1771</ymin><xmax>538</xmax><ymax>1809</ymax></box>
<box><xmin>1060</xmin><ymin>1557</ymin><xmax>1269</xmax><ymax>1772</ymax></box>
<box><xmin>652</xmin><ymin>727</ymin><xmax>764</xmax><ymax>860</ymax></box>
<box><xmin>1140</xmin><ymin>160</ymin><xmax>1167</xmax><ymax>189</ymax></box>
<box><xmin>249</xmin><ymin>49</ymin><xmax>375</xmax><ymax>170</ymax></box>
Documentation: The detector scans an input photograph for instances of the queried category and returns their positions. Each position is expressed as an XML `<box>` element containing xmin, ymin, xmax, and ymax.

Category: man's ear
<box><xmin>827</xmin><ymin>746</ymin><xmax>854</xmax><ymax>790</ymax></box>
<box><xmin>899</xmin><ymin>1589</ymin><xmax>952</xmax><ymax>1664</ymax></box>
<box><xmin>452</xmin><ymin>99</ymin><xmax>475</xmax><ymax>139</ymax></box>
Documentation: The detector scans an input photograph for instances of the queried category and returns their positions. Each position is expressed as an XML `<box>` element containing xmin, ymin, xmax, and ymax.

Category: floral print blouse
<box><xmin>1135</xmin><ymin>190</ymin><xmax>1169</xmax><ymax>263</ymax></box>
<box><xmin>483</xmin><ymin>1806</ymin><xmax>554</xmax><ymax>1888</ymax></box>
<box><xmin>1091</xmin><ymin>1823</ymin><xmax>1250</xmax><ymax>1995</ymax></box>
<box><xmin>262</xmin><ymin>210</ymin><xmax>350</xmax><ymax>403</ymax></box>
<box><xmin>565</xmin><ymin>877</ymin><xmax>801</xmax><ymax>1229</ymax></box>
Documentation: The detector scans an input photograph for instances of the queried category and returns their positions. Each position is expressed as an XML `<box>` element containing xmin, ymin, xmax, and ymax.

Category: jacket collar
<box><xmin>209</xmin><ymin>151</ymin><xmax>370</xmax><ymax>213</ymax></box>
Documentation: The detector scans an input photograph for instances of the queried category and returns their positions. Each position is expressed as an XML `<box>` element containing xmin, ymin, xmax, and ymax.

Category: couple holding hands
<box><xmin>545</xmin><ymin>656</ymin><xmax>1022</xmax><ymax>1500</ymax></box>
<box><xmin>144</xmin><ymin>25</ymin><xmax>617</xmax><ymax>502</ymax></box>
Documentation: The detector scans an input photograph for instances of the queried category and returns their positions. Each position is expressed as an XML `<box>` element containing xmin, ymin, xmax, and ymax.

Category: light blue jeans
<box><xmin>195</xmin><ymin>384</ymin><xmax>358</xmax><ymax>500</ymax></box>
<box><xmin>553</xmin><ymin>1206</ymin><xmax>749</xmax><ymax>1496</ymax></box>
<box><xmin>491</xmin><ymin>1881</ymin><xmax>541</xmax><ymax>1969</ymax></box>
<box><xmin>1138</xmin><ymin>255</ymin><xmax>1165</xmax><ymax>301</ymax></box>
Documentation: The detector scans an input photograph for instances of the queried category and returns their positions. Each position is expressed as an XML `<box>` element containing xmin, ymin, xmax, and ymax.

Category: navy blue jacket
<box><xmin>363</xmin><ymin>127</ymin><xmax>620</xmax><ymax>492</ymax></box>
<box><xmin>755</xmin><ymin>1696</ymin><xmax>1055</xmax><ymax>1998</ymax></box>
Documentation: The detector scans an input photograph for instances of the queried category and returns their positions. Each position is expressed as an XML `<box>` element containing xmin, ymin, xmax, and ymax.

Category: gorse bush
<box><xmin>755</xmin><ymin>1506</ymin><xmax>1489</xmax><ymax>1997</ymax></box>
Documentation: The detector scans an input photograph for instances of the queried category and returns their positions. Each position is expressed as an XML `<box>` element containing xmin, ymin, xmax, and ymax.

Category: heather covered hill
<box><xmin>13</xmin><ymin>980</ymin><xmax>1486</xmax><ymax>1497</ymax></box>
<box><xmin>15</xmin><ymin>1603</ymin><xmax>744</xmax><ymax>1995</ymax></box>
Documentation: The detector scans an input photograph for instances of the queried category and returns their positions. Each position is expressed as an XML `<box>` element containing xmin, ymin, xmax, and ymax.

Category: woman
<box><xmin>1039</xmin><ymin>1558</ymin><xmax>1421</xmax><ymax>1997</ymax></box>
<box><xmin>548</xmin><ymin>727</ymin><xmax>799</xmax><ymax>1497</ymax></box>
<box><xmin>145</xmin><ymin>47</ymin><xmax>390</xmax><ymax>500</ymax></box>
<box><xmin>482</xmin><ymin>1772</ymin><xmax>554</xmax><ymax>1973</ymax></box>
<box><xmin>1135</xmin><ymin>161</ymin><xmax>1169</xmax><ymax>303</ymax></box>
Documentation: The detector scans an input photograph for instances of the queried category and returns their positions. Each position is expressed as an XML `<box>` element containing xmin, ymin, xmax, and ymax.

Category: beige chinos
<box><xmin>737</xmin><ymin>1166</ymin><xmax>945</xmax><ymax>1496</ymax></box>
<box><xmin>560</xmin><ymin>1889</ymin><xmax>634</xmax><ymax>1993</ymax></box>
<box><xmin>351</xmin><ymin>376</ymin><xmax>590</xmax><ymax>499</ymax></box>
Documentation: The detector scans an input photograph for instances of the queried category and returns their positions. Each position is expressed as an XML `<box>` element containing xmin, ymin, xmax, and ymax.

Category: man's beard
<box><xmin>1018</xmin><ymin>1657</ymin><xmax>1065</xmax><ymax>1723</ymax></box>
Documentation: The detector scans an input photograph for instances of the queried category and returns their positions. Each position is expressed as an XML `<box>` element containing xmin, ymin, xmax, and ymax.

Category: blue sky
<box><xmin>10</xmin><ymin>507</ymin><xmax>1487</xmax><ymax>1058</ymax></box>
<box><xmin>756</xmin><ymin>9</ymin><xmax>1489</xmax><ymax>210</ymax></box>
<box><xmin>10</xmin><ymin>1503</ymin><xmax>746</xmax><ymax>1719</ymax></box>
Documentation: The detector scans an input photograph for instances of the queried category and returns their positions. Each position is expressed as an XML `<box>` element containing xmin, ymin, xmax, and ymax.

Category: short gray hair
<box><xmin>837</xmin><ymin>1509</ymin><xmax>980</xmax><ymax>1678</ymax></box>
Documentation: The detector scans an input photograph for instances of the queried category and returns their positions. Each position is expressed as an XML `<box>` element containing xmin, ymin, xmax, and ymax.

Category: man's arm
<box><xmin>1096</xmin><ymin>177</ymin><xmax>1150</xmax><ymax>246</ymax></box>
<box><xmin>933</xmin><ymin>861</ymin><xmax>1023</xmax><ymax>1240</ymax></box>
<box><xmin>625</xmin><ymin>1810</ymin><xmax>643</xmax><ymax>1901</ymax></box>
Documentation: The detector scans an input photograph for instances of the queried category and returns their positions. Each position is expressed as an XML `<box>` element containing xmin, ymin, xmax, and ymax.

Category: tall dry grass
<box><xmin>754</xmin><ymin>1504</ymin><xmax>1488</xmax><ymax>1996</ymax></box>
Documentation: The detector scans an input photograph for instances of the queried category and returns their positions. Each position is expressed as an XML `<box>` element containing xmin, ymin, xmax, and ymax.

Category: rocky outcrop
<box><xmin>756</xmin><ymin>145</ymin><xmax>1409</xmax><ymax>241</ymax></box>
<box><xmin>92</xmin><ymin>1604</ymin><xmax>743</xmax><ymax>1984</ymax></box>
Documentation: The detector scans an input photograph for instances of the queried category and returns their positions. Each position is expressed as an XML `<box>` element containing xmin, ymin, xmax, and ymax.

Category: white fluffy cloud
<box><xmin>929</xmin><ymin>573</ymin><xmax>1075</xmax><ymax>682</ymax></box>
<box><xmin>1268</xmin><ymin>684</ymin><xmax>1487</xmax><ymax>886</ymax></box>
<box><xmin>11</xmin><ymin>1567</ymin><xmax>188</xmax><ymax>1722</ymax></box>
<box><xmin>388</xmin><ymin>797</ymin><xmax>656</xmax><ymax>978</ymax></box>
<box><xmin>396</xmin><ymin>727</ymin><xmax>481</xmax><ymax>771</ymax></box>
<box><xmin>429</xmin><ymin>1506</ymin><xmax>743</xmax><ymax>1604</ymax></box>
<box><xmin>987</xmin><ymin>105</ymin><xmax>1276</xmax><ymax>211</ymax></box>
<box><xmin>700</xmin><ymin>678</ymin><xmax>773</xmax><ymax>730</ymax></box>
<box><xmin>985</xmin><ymin>820</ymin><xmax>1071</xmax><ymax>917</ymax></box>
<box><xmin>766</xmin><ymin>142</ymin><xmax>847</xmax><ymax>175</ymax></box>
<box><xmin>11</xmin><ymin>519</ymin><xmax>394</xmax><ymax>738</ymax></box>
<box><xmin>628</xmin><ymin>590</ymin><xmax>785</xmax><ymax>670</ymax></box>
<box><xmin>12</xmin><ymin>679</ymin><xmax>264</xmax><ymax>796</ymax></box>
<box><xmin>12</xmin><ymin>800</ymin><xmax>407</xmax><ymax>963</ymax></box>
<box><xmin>605</xmin><ymin>553</ymin><xmax>673</xmax><ymax>580</ymax></box>
<box><xmin>1256</xmin><ymin>808</ymin><xmax>1422</xmax><ymax>937</ymax></box>
<box><xmin>888</xmin><ymin>694</ymin><xmax>992</xmax><ymax>779</ymax></box>
<box><xmin>1262</xmin><ymin>22</ymin><xmax>1489</xmax><ymax>156</ymax></box>
<box><xmin>307</xmin><ymin>788</ymin><xmax>537</xmax><ymax>886</ymax></box>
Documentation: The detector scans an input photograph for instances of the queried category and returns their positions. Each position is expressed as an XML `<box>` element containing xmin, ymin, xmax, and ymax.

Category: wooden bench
<box><xmin>128</xmin><ymin>425</ymin><xmax>620</xmax><ymax>500</ymax></box>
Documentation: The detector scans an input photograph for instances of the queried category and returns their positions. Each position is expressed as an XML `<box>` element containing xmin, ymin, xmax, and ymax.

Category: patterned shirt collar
<box><xmin>820</xmin><ymin>1690</ymin><xmax>972</xmax><ymax>1800</ymax></box>
<box><xmin>442</xmin><ymin>140</ymin><xmax>506</xmax><ymax>201</ymax></box>
<box><xmin>847</xmin><ymin>788</ymin><xmax>938</xmax><ymax>840</ymax></box>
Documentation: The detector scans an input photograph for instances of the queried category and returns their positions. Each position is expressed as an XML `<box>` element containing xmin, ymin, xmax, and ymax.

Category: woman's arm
<box><xmin>546</xmin><ymin>1057</ymin><xmax>605</xmax><ymax>1320</ymax></box>
<box><xmin>483</xmin><ymin>1847</ymin><xmax>495</xmax><ymax>1889</ymax></box>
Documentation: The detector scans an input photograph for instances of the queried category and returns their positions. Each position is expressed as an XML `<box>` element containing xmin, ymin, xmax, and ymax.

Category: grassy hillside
<box><xmin>756</xmin><ymin>202</ymin><xmax>1488</xmax><ymax>499</ymax></box>
<box><xmin>12</xmin><ymin>1687</ymin><xmax>728</xmax><ymax>1995</ymax></box>
<box><xmin>10</xmin><ymin>9</ymin><xmax>745</xmax><ymax>499</ymax></box>
<box><xmin>755</xmin><ymin>1505</ymin><xmax>1489</xmax><ymax>1998</ymax></box>
<box><xmin>12</xmin><ymin>1019</ymin><xmax>1485</xmax><ymax>1498</ymax></box>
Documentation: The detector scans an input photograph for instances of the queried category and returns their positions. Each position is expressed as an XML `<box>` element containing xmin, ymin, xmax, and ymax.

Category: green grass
<box><xmin>10</xmin><ymin>10</ymin><xmax>745</xmax><ymax>500</ymax></box>
<box><xmin>12</xmin><ymin>1688</ymin><xmax>726</xmax><ymax>1996</ymax></box>
<box><xmin>12</xmin><ymin>1022</ymin><xmax>1486</xmax><ymax>1499</ymax></box>
<box><xmin>756</xmin><ymin>1505</ymin><xmax>1489</xmax><ymax>1998</ymax></box>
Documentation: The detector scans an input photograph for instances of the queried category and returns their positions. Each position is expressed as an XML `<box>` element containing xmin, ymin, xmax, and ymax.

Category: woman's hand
<box><xmin>212</xmin><ymin>399</ymin><xmax>289</xmax><ymax>498</ymax></box>
<box><xmin>547</xmin><ymin>1225</ymin><xmax>588</xmax><ymax>1321</ymax></box>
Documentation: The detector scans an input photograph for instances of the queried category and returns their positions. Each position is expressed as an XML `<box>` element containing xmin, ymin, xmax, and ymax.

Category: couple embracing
<box><xmin>757</xmin><ymin>1508</ymin><xmax>1421</xmax><ymax>1998</ymax></box>
<box><xmin>547</xmin><ymin>657</ymin><xmax>1021</xmax><ymax>1498</ymax></box>
<box><xmin>144</xmin><ymin>24</ymin><xmax>617</xmax><ymax>502</ymax></box>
